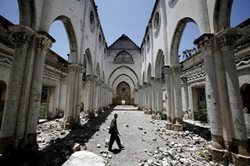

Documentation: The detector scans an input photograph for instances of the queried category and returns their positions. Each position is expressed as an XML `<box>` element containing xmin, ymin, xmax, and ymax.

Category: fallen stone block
<box><xmin>62</xmin><ymin>151</ymin><xmax>105</xmax><ymax>166</ymax></box>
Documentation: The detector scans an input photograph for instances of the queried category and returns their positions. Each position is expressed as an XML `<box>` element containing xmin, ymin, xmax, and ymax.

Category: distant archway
<box><xmin>116</xmin><ymin>82</ymin><xmax>131</xmax><ymax>105</ymax></box>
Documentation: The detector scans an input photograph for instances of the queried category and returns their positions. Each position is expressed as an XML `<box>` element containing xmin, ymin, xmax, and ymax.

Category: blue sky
<box><xmin>0</xmin><ymin>0</ymin><xmax>249</xmax><ymax>61</ymax></box>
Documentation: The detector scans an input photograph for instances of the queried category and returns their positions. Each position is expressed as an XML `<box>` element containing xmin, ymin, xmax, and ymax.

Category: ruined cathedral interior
<box><xmin>0</xmin><ymin>0</ymin><xmax>250</xmax><ymax>165</ymax></box>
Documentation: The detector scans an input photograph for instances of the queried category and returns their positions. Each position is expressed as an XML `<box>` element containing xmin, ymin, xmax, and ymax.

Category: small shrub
<box><xmin>40</xmin><ymin>102</ymin><xmax>47</xmax><ymax>119</ymax></box>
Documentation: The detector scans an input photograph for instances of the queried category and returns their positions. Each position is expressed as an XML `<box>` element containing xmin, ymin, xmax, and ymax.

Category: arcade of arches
<box><xmin>0</xmin><ymin>0</ymin><xmax>250</xmax><ymax>165</ymax></box>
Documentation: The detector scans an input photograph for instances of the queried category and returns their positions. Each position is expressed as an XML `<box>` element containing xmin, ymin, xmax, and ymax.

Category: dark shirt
<box><xmin>110</xmin><ymin>118</ymin><xmax>119</xmax><ymax>134</ymax></box>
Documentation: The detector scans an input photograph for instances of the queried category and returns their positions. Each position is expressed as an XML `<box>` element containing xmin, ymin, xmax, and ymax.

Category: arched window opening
<box><xmin>230</xmin><ymin>0</ymin><xmax>250</xmax><ymax>27</ymax></box>
<box><xmin>49</xmin><ymin>21</ymin><xmax>70</xmax><ymax>61</ymax></box>
<box><xmin>178</xmin><ymin>22</ymin><xmax>200</xmax><ymax>62</ymax></box>
<box><xmin>0</xmin><ymin>0</ymin><xmax>19</xmax><ymax>24</ymax></box>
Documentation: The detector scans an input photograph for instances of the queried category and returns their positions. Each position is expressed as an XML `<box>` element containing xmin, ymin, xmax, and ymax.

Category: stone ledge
<box><xmin>183</xmin><ymin>120</ymin><xmax>211</xmax><ymax>140</ymax></box>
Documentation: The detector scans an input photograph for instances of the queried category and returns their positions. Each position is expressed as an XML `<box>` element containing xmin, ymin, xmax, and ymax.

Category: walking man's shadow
<box><xmin>110</xmin><ymin>148</ymin><xmax>122</xmax><ymax>154</ymax></box>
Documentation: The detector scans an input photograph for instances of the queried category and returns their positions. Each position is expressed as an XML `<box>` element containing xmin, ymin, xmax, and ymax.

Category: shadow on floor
<box><xmin>36</xmin><ymin>107</ymin><xmax>114</xmax><ymax>166</ymax></box>
<box><xmin>0</xmin><ymin>107</ymin><xmax>114</xmax><ymax>166</ymax></box>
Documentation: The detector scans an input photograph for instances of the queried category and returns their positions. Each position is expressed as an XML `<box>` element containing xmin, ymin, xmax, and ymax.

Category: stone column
<box><xmin>216</xmin><ymin>29</ymin><xmax>249</xmax><ymax>159</ymax></box>
<box><xmin>194</xmin><ymin>34</ymin><xmax>225</xmax><ymax>160</ymax></box>
<box><xmin>99</xmin><ymin>82</ymin><xmax>104</xmax><ymax>111</ymax></box>
<box><xmin>181</xmin><ymin>77</ymin><xmax>189</xmax><ymax>114</ymax></box>
<box><xmin>147</xmin><ymin>83</ymin><xmax>152</xmax><ymax>113</ymax></box>
<box><xmin>155</xmin><ymin>77</ymin><xmax>163</xmax><ymax>119</ymax></box>
<box><xmin>91</xmin><ymin>76</ymin><xmax>97</xmax><ymax>115</ymax></box>
<box><xmin>110</xmin><ymin>87</ymin><xmax>113</xmax><ymax>106</ymax></box>
<box><xmin>172</xmin><ymin>65</ymin><xmax>183</xmax><ymax>131</ymax></box>
<box><xmin>138</xmin><ymin>86</ymin><xmax>142</xmax><ymax>110</ymax></box>
<box><xmin>150</xmin><ymin>77</ymin><xmax>156</xmax><ymax>114</ymax></box>
<box><xmin>84</xmin><ymin>75</ymin><xmax>95</xmax><ymax>119</ymax></box>
<box><xmin>94</xmin><ymin>80</ymin><xmax>101</xmax><ymax>114</ymax></box>
<box><xmin>64</xmin><ymin>63</ymin><xmax>84</xmax><ymax>129</ymax></box>
<box><xmin>0</xmin><ymin>26</ymin><xmax>54</xmax><ymax>154</ymax></box>
<box><xmin>163</xmin><ymin>66</ymin><xmax>173</xmax><ymax>129</ymax></box>
<box><xmin>142</xmin><ymin>83</ymin><xmax>147</xmax><ymax>112</ymax></box>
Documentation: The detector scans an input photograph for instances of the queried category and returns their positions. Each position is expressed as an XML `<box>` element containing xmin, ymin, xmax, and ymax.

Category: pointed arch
<box><xmin>142</xmin><ymin>71</ymin><xmax>146</xmax><ymax>84</ymax></box>
<box><xmin>84</xmin><ymin>48</ymin><xmax>93</xmax><ymax>75</ymax></box>
<box><xmin>96</xmin><ymin>63</ymin><xmax>100</xmax><ymax>77</ymax></box>
<box><xmin>51</xmin><ymin>16</ymin><xmax>78</xmax><ymax>62</ymax></box>
<box><xmin>113</xmin><ymin>50</ymin><xmax>134</xmax><ymax>64</ymax></box>
<box><xmin>108</xmin><ymin>65</ymin><xmax>139</xmax><ymax>83</ymax></box>
<box><xmin>155</xmin><ymin>49</ymin><xmax>164</xmax><ymax>78</ymax></box>
<box><xmin>111</xmin><ymin>74</ymin><xmax>136</xmax><ymax>88</ymax></box>
<box><xmin>170</xmin><ymin>17</ymin><xmax>200</xmax><ymax>64</ymax></box>
<box><xmin>147</xmin><ymin>63</ymin><xmax>152</xmax><ymax>82</ymax></box>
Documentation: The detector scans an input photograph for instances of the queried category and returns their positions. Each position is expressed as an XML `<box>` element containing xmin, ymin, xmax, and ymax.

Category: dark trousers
<box><xmin>109</xmin><ymin>133</ymin><xmax>122</xmax><ymax>150</ymax></box>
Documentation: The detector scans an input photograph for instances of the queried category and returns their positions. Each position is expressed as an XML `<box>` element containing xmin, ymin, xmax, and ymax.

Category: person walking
<box><xmin>108</xmin><ymin>113</ymin><xmax>124</xmax><ymax>151</ymax></box>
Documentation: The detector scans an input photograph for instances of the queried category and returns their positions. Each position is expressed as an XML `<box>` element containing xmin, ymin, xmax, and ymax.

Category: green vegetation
<box><xmin>194</xmin><ymin>101</ymin><xmax>207</xmax><ymax>123</ymax></box>
<box><xmin>40</xmin><ymin>102</ymin><xmax>47</xmax><ymax>119</ymax></box>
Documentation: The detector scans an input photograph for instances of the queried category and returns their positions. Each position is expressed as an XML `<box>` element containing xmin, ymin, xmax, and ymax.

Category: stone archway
<box><xmin>116</xmin><ymin>82</ymin><xmax>131</xmax><ymax>105</ymax></box>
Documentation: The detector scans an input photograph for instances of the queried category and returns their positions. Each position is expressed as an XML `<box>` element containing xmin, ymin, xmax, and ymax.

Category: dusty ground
<box><xmin>84</xmin><ymin>108</ymin><xmax>223</xmax><ymax>166</ymax></box>
<box><xmin>86</xmin><ymin>110</ymin><xmax>167</xmax><ymax>165</ymax></box>
<box><xmin>1</xmin><ymin>106</ymin><xmax>230</xmax><ymax>166</ymax></box>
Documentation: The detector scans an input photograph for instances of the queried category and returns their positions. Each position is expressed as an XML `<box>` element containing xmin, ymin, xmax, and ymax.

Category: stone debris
<box><xmin>36</xmin><ymin>111</ymin><xmax>234</xmax><ymax>166</ymax></box>
<box><xmin>72</xmin><ymin>143</ymin><xmax>81</xmax><ymax>151</ymax></box>
<box><xmin>62</xmin><ymin>151</ymin><xmax>105</xmax><ymax>166</ymax></box>
<box><xmin>137</xmin><ymin>120</ymin><xmax>235</xmax><ymax>166</ymax></box>
<box><xmin>36</xmin><ymin>118</ymin><xmax>70</xmax><ymax>150</ymax></box>
<box><xmin>97</xmin><ymin>144</ymin><xmax>101</xmax><ymax>148</ymax></box>
<box><xmin>138</xmin><ymin>126</ymin><xmax>143</xmax><ymax>130</ymax></box>
<box><xmin>107</xmin><ymin>154</ymin><xmax>112</xmax><ymax>159</ymax></box>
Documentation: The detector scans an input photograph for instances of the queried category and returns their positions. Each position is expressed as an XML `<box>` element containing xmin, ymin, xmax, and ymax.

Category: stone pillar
<box><xmin>100</xmin><ymin>82</ymin><xmax>105</xmax><ymax>111</ymax></box>
<box><xmin>181</xmin><ymin>77</ymin><xmax>189</xmax><ymax>113</ymax></box>
<box><xmin>163</xmin><ymin>66</ymin><xmax>174</xmax><ymax>129</ymax></box>
<box><xmin>172</xmin><ymin>65</ymin><xmax>183</xmax><ymax>131</ymax></box>
<box><xmin>138</xmin><ymin>85</ymin><xmax>142</xmax><ymax>110</ymax></box>
<box><xmin>0</xmin><ymin>26</ymin><xmax>54</xmax><ymax>154</ymax></box>
<box><xmin>187</xmin><ymin>85</ymin><xmax>194</xmax><ymax>120</ymax></box>
<box><xmin>155</xmin><ymin>77</ymin><xmax>163</xmax><ymax>119</ymax></box>
<box><xmin>94</xmin><ymin>80</ymin><xmax>101</xmax><ymax>115</ymax></box>
<box><xmin>216</xmin><ymin>29</ymin><xmax>250</xmax><ymax>160</ymax></box>
<box><xmin>91</xmin><ymin>76</ymin><xmax>97</xmax><ymax>115</ymax></box>
<box><xmin>147</xmin><ymin>83</ymin><xmax>152</xmax><ymax>113</ymax></box>
<box><xmin>64</xmin><ymin>63</ymin><xmax>84</xmax><ymax>129</ymax></box>
<box><xmin>194</xmin><ymin>34</ymin><xmax>225</xmax><ymax>160</ymax></box>
<box><xmin>142</xmin><ymin>83</ymin><xmax>147</xmax><ymax>112</ymax></box>
<box><xmin>150</xmin><ymin>77</ymin><xmax>156</xmax><ymax>114</ymax></box>
<box><xmin>84</xmin><ymin>76</ymin><xmax>95</xmax><ymax>119</ymax></box>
